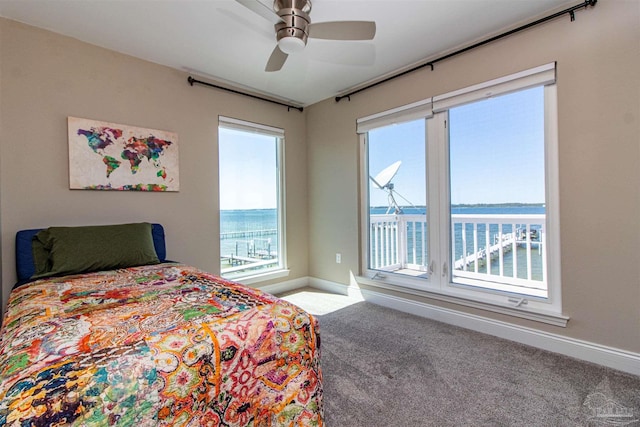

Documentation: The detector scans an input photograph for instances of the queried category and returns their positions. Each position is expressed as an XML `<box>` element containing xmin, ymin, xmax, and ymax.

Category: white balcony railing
<box><xmin>369</xmin><ymin>214</ymin><xmax>429</xmax><ymax>273</ymax></box>
<box><xmin>369</xmin><ymin>213</ymin><xmax>546</xmax><ymax>290</ymax></box>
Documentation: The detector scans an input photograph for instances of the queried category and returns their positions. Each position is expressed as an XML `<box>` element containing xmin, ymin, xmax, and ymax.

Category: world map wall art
<box><xmin>68</xmin><ymin>117</ymin><xmax>179</xmax><ymax>191</ymax></box>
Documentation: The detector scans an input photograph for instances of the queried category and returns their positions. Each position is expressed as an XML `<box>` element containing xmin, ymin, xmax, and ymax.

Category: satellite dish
<box><xmin>371</xmin><ymin>160</ymin><xmax>401</xmax><ymax>189</ymax></box>
<box><xmin>370</xmin><ymin>161</ymin><xmax>403</xmax><ymax>214</ymax></box>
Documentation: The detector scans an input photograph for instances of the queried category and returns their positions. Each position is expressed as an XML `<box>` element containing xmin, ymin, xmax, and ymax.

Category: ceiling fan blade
<box><xmin>235</xmin><ymin>0</ymin><xmax>283</xmax><ymax>25</ymax></box>
<box><xmin>308</xmin><ymin>21</ymin><xmax>376</xmax><ymax>40</ymax></box>
<box><xmin>265</xmin><ymin>46</ymin><xmax>288</xmax><ymax>72</ymax></box>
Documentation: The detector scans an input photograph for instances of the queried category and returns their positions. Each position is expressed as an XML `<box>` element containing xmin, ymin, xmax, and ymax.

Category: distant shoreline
<box><xmin>451</xmin><ymin>203</ymin><xmax>544</xmax><ymax>208</ymax></box>
<box><xmin>221</xmin><ymin>203</ymin><xmax>546</xmax><ymax>212</ymax></box>
<box><xmin>370</xmin><ymin>203</ymin><xmax>545</xmax><ymax>210</ymax></box>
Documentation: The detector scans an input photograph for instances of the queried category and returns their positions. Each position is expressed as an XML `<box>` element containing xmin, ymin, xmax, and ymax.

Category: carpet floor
<box><xmin>313</xmin><ymin>300</ymin><xmax>640</xmax><ymax>426</ymax></box>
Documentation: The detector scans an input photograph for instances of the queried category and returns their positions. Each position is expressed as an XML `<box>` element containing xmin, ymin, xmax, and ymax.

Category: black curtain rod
<box><xmin>335</xmin><ymin>0</ymin><xmax>597</xmax><ymax>103</ymax></box>
<box><xmin>187</xmin><ymin>76</ymin><xmax>304</xmax><ymax>112</ymax></box>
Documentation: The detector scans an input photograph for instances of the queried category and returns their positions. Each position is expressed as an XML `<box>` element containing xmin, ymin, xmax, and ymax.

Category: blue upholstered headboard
<box><xmin>15</xmin><ymin>223</ymin><xmax>166</xmax><ymax>283</ymax></box>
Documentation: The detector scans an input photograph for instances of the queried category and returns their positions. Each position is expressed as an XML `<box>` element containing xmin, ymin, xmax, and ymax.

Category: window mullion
<box><xmin>543</xmin><ymin>84</ymin><xmax>561</xmax><ymax>311</ymax></box>
<box><xmin>440</xmin><ymin>112</ymin><xmax>452</xmax><ymax>289</ymax></box>
<box><xmin>426</xmin><ymin>112</ymin><xmax>448</xmax><ymax>289</ymax></box>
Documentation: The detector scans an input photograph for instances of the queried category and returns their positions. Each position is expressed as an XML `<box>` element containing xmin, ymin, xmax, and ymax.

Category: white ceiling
<box><xmin>0</xmin><ymin>0</ymin><xmax>574</xmax><ymax>107</ymax></box>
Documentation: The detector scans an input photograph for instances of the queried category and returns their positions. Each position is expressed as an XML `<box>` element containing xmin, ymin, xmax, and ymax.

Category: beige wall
<box><xmin>307</xmin><ymin>1</ymin><xmax>640</xmax><ymax>352</ymax></box>
<box><xmin>0</xmin><ymin>18</ymin><xmax>309</xmax><ymax>315</ymax></box>
<box><xmin>1</xmin><ymin>1</ymin><xmax>639</xmax><ymax>354</ymax></box>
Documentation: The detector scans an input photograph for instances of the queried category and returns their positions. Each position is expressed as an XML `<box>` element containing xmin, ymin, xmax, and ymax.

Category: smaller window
<box><xmin>366</xmin><ymin>120</ymin><xmax>428</xmax><ymax>280</ymax></box>
<box><xmin>218</xmin><ymin>117</ymin><xmax>285</xmax><ymax>280</ymax></box>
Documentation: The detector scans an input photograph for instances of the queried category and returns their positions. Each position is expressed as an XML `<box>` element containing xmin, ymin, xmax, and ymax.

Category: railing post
<box><xmin>461</xmin><ymin>224</ymin><xmax>467</xmax><ymax>271</ymax></box>
<box><xmin>485</xmin><ymin>225</ymin><xmax>491</xmax><ymax>274</ymax></box>
<box><xmin>397</xmin><ymin>215</ymin><xmax>407</xmax><ymax>269</ymax></box>
<box><xmin>498</xmin><ymin>224</ymin><xmax>504</xmax><ymax>277</ymax></box>
<box><xmin>422</xmin><ymin>221</ymin><xmax>427</xmax><ymax>267</ymax></box>
<box><xmin>372</xmin><ymin>222</ymin><xmax>379</xmax><ymax>269</ymax></box>
<box><xmin>540</xmin><ymin>224</ymin><xmax>547</xmax><ymax>283</ymax></box>
<box><xmin>473</xmin><ymin>223</ymin><xmax>478</xmax><ymax>273</ymax></box>
<box><xmin>512</xmin><ymin>222</ymin><xmax>518</xmax><ymax>279</ymax></box>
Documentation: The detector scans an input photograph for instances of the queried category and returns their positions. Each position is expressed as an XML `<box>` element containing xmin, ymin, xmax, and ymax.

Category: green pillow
<box><xmin>32</xmin><ymin>230</ymin><xmax>52</xmax><ymax>276</ymax></box>
<box><xmin>32</xmin><ymin>222</ymin><xmax>160</xmax><ymax>278</ymax></box>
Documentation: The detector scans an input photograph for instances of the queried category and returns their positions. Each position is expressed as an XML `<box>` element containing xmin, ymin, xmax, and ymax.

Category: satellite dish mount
<box><xmin>370</xmin><ymin>161</ymin><xmax>403</xmax><ymax>214</ymax></box>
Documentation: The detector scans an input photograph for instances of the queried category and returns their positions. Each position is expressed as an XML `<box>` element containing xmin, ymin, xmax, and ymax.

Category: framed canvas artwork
<box><xmin>68</xmin><ymin>117</ymin><xmax>179</xmax><ymax>191</ymax></box>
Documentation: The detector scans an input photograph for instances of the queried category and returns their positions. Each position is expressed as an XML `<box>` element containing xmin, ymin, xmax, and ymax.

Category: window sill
<box><xmin>356</xmin><ymin>275</ymin><xmax>569</xmax><ymax>327</ymax></box>
<box><xmin>234</xmin><ymin>269</ymin><xmax>290</xmax><ymax>286</ymax></box>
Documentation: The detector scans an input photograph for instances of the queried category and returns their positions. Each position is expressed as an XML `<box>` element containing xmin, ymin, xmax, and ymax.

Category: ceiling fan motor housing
<box><xmin>274</xmin><ymin>0</ymin><xmax>312</xmax><ymax>49</ymax></box>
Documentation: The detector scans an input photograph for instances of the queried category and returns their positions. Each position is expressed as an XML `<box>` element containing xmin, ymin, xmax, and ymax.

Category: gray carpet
<box><xmin>317</xmin><ymin>302</ymin><xmax>640</xmax><ymax>426</ymax></box>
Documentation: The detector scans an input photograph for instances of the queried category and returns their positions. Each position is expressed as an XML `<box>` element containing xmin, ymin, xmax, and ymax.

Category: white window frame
<box><xmin>358</xmin><ymin>63</ymin><xmax>566</xmax><ymax>325</ymax></box>
<box><xmin>218</xmin><ymin>116</ymin><xmax>288</xmax><ymax>284</ymax></box>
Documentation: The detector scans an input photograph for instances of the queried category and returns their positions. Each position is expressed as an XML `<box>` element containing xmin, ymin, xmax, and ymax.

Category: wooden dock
<box><xmin>454</xmin><ymin>232</ymin><xmax>515</xmax><ymax>270</ymax></box>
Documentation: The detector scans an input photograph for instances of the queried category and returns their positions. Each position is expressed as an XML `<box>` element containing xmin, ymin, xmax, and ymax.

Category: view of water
<box><xmin>220</xmin><ymin>205</ymin><xmax>546</xmax><ymax>281</ymax></box>
<box><xmin>370</xmin><ymin>204</ymin><xmax>545</xmax><ymax>216</ymax></box>
<box><xmin>220</xmin><ymin>209</ymin><xmax>278</xmax><ymax>258</ymax></box>
<box><xmin>222</xmin><ymin>205</ymin><xmax>544</xmax><ymax>232</ymax></box>
<box><xmin>371</xmin><ymin>204</ymin><xmax>545</xmax><ymax>281</ymax></box>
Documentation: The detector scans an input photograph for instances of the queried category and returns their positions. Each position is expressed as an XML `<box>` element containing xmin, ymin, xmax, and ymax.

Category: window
<box><xmin>359</xmin><ymin>63</ymin><xmax>562</xmax><ymax>317</ymax></box>
<box><xmin>448</xmin><ymin>87</ymin><xmax>547</xmax><ymax>297</ymax></box>
<box><xmin>367</xmin><ymin>119</ymin><xmax>427</xmax><ymax>279</ymax></box>
<box><xmin>218</xmin><ymin>117</ymin><xmax>285</xmax><ymax>281</ymax></box>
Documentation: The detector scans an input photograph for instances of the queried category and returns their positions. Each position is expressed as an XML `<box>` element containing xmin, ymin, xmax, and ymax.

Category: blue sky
<box><xmin>368</xmin><ymin>86</ymin><xmax>545</xmax><ymax>207</ymax></box>
<box><xmin>219</xmin><ymin>128</ymin><xmax>277</xmax><ymax>210</ymax></box>
<box><xmin>368</xmin><ymin>120</ymin><xmax>426</xmax><ymax>208</ymax></box>
<box><xmin>219</xmin><ymin>87</ymin><xmax>545</xmax><ymax>211</ymax></box>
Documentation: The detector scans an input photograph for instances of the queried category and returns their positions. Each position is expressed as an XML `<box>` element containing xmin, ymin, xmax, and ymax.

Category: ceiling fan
<box><xmin>236</xmin><ymin>0</ymin><xmax>376</xmax><ymax>72</ymax></box>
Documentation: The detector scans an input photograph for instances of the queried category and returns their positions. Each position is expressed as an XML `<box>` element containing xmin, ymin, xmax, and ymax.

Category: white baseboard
<box><xmin>257</xmin><ymin>276</ymin><xmax>309</xmax><ymax>295</ymax></box>
<box><xmin>308</xmin><ymin>277</ymin><xmax>350</xmax><ymax>296</ymax></box>
<box><xmin>304</xmin><ymin>277</ymin><xmax>640</xmax><ymax>377</ymax></box>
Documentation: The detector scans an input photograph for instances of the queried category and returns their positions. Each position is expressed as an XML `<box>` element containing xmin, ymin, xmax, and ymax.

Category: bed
<box><xmin>0</xmin><ymin>223</ymin><xmax>322</xmax><ymax>426</ymax></box>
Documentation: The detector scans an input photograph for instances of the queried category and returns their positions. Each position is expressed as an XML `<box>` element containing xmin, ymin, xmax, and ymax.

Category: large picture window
<box><xmin>218</xmin><ymin>117</ymin><xmax>285</xmax><ymax>281</ymax></box>
<box><xmin>359</xmin><ymin>63</ymin><xmax>562</xmax><ymax>318</ymax></box>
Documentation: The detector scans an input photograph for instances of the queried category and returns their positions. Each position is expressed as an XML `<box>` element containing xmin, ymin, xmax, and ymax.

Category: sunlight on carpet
<box><xmin>278</xmin><ymin>287</ymin><xmax>364</xmax><ymax>315</ymax></box>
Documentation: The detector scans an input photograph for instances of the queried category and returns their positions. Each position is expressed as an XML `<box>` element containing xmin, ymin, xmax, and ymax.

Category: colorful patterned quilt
<box><xmin>0</xmin><ymin>263</ymin><xmax>322</xmax><ymax>426</ymax></box>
